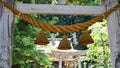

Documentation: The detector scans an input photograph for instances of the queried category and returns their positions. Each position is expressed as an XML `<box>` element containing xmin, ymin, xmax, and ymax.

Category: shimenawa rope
<box><xmin>0</xmin><ymin>0</ymin><xmax>120</xmax><ymax>33</ymax></box>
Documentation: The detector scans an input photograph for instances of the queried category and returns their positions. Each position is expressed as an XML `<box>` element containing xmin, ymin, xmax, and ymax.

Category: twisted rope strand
<box><xmin>0</xmin><ymin>1</ymin><xmax>120</xmax><ymax>33</ymax></box>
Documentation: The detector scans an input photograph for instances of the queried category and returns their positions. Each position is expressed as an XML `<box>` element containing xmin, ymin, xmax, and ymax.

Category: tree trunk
<box><xmin>0</xmin><ymin>0</ymin><xmax>15</xmax><ymax>68</ymax></box>
<box><xmin>105</xmin><ymin>0</ymin><xmax>120</xmax><ymax>68</ymax></box>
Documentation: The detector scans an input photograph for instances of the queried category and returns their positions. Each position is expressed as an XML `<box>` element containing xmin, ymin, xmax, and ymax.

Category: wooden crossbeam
<box><xmin>16</xmin><ymin>3</ymin><xmax>106</xmax><ymax>15</ymax></box>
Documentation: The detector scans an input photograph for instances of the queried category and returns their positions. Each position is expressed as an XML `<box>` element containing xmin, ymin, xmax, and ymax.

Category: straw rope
<box><xmin>0</xmin><ymin>0</ymin><xmax>120</xmax><ymax>33</ymax></box>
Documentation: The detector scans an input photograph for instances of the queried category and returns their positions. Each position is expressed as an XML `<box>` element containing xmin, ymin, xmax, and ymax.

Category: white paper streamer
<box><xmin>51</xmin><ymin>34</ymin><xmax>56</xmax><ymax>46</ymax></box>
<box><xmin>72</xmin><ymin>32</ymin><xmax>78</xmax><ymax>45</ymax></box>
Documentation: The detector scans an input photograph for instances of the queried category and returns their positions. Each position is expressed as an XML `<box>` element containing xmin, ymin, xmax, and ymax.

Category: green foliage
<box><xmin>67</xmin><ymin>0</ymin><xmax>102</xmax><ymax>6</ymax></box>
<box><xmin>13</xmin><ymin>16</ymin><xmax>52</xmax><ymax>68</ymax></box>
<box><xmin>85</xmin><ymin>20</ymin><xmax>111</xmax><ymax>68</ymax></box>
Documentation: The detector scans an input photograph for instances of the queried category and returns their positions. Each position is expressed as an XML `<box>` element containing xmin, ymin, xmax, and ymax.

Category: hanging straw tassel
<box><xmin>34</xmin><ymin>30</ymin><xmax>49</xmax><ymax>45</ymax></box>
<box><xmin>79</xmin><ymin>30</ymin><xmax>94</xmax><ymax>44</ymax></box>
<box><xmin>58</xmin><ymin>35</ymin><xmax>72</xmax><ymax>50</ymax></box>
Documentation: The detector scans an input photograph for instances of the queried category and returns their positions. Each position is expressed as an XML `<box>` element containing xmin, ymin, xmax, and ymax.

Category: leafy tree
<box><xmin>13</xmin><ymin>16</ymin><xmax>52</xmax><ymax>68</ymax></box>
<box><xmin>85</xmin><ymin>20</ymin><xmax>111</xmax><ymax>68</ymax></box>
<box><xmin>13</xmin><ymin>0</ymin><xmax>54</xmax><ymax>67</ymax></box>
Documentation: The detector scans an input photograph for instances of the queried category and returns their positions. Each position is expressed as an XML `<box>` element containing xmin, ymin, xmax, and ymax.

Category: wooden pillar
<box><xmin>105</xmin><ymin>0</ymin><xmax>120</xmax><ymax>68</ymax></box>
<box><xmin>59</xmin><ymin>60</ymin><xmax>62</xmax><ymax>68</ymax></box>
<box><xmin>0</xmin><ymin>0</ymin><xmax>15</xmax><ymax>68</ymax></box>
<box><xmin>78</xmin><ymin>56</ymin><xmax>81</xmax><ymax>68</ymax></box>
<box><xmin>74</xmin><ymin>62</ymin><xmax>76</xmax><ymax>68</ymax></box>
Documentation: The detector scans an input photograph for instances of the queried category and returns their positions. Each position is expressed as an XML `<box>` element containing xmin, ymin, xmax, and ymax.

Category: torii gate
<box><xmin>0</xmin><ymin>0</ymin><xmax>120</xmax><ymax>68</ymax></box>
